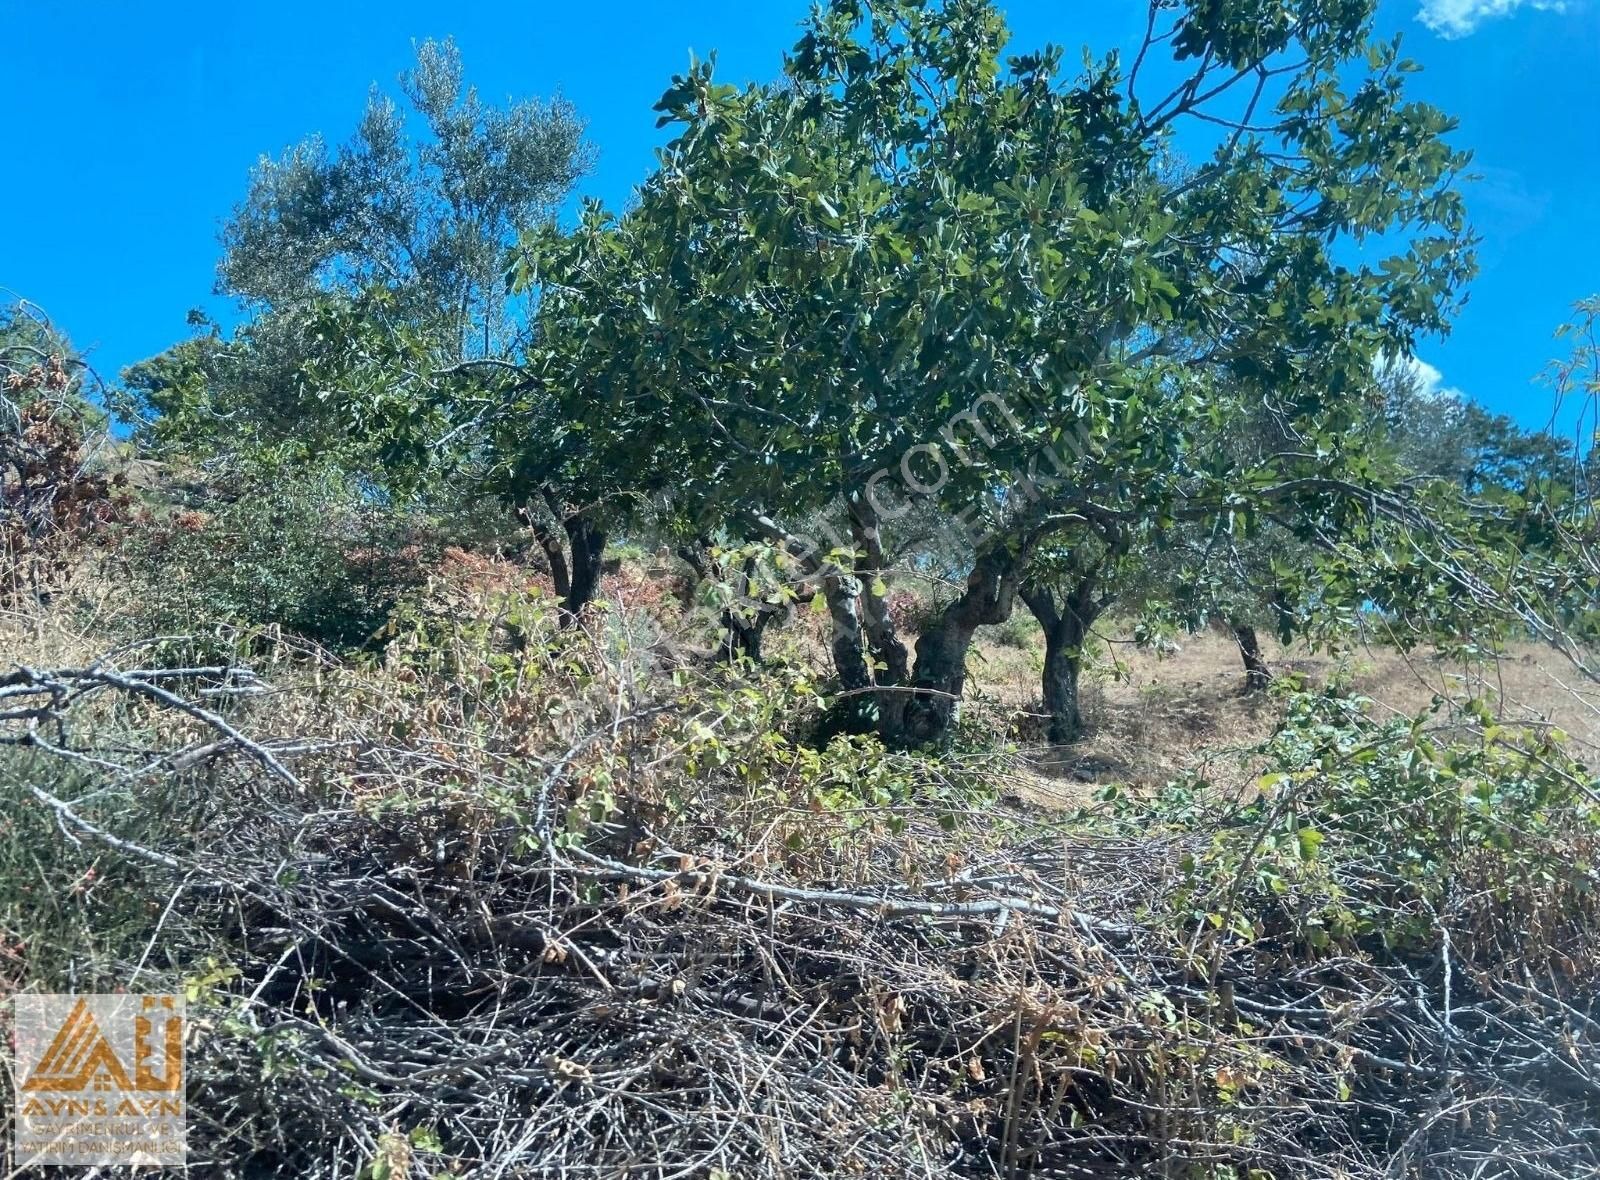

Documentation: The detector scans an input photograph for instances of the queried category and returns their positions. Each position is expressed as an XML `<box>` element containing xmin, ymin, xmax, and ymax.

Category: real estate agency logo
<box><xmin>10</xmin><ymin>993</ymin><xmax>186</xmax><ymax>1166</ymax></box>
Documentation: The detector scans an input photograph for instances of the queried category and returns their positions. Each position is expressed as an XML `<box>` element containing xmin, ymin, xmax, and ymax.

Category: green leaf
<box><xmin>1295</xmin><ymin>828</ymin><xmax>1326</xmax><ymax>862</ymax></box>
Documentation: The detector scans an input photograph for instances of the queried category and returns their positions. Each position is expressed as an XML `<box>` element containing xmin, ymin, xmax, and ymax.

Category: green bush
<box><xmin>985</xmin><ymin>611</ymin><xmax>1040</xmax><ymax>650</ymax></box>
<box><xmin>121</xmin><ymin>470</ymin><xmax>428</xmax><ymax>653</ymax></box>
<box><xmin>1097</xmin><ymin>688</ymin><xmax>1600</xmax><ymax>966</ymax></box>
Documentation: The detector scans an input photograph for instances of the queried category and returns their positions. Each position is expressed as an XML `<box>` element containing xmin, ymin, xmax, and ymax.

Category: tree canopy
<box><xmin>117</xmin><ymin>38</ymin><xmax>592</xmax><ymax>473</ymax></box>
<box><xmin>510</xmin><ymin>0</ymin><xmax>1476</xmax><ymax>742</ymax></box>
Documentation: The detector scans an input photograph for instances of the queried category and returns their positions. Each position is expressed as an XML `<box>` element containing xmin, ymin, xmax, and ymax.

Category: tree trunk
<box><xmin>564</xmin><ymin>516</ymin><xmax>606</xmax><ymax>617</ymax></box>
<box><xmin>523</xmin><ymin>494</ymin><xmax>606</xmax><ymax>621</ymax></box>
<box><xmin>821</xmin><ymin>571</ymin><xmax>880</xmax><ymax>735</ymax></box>
<box><xmin>1041</xmin><ymin>637</ymin><xmax>1083</xmax><ymax>745</ymax></box>
<box><xmin>738</xmin><ymin>504</ymin><xmax>916</xmax><ymax>739</ymax></box>
<box><xmin>899</xmin><ymin>609</ymin><xmax>982</xmax><ymax>746</ymax></box>
<box><xmin>1230</xmin><ymin>619</ymin><xmax>1271</xmax><ymax>694</ymax></box>
<box><xmin>736</xmin><ymin>511</ymin><xmax>881</xmax><ymax>736</ymax></box>
<box><xmin>731</xmin><ymin>611</ymin><xmax>773</xmax><ymax>663</ymax></box>
<box><xmin>898</xmin><ymin>548</ymin><xmax>1022</xmax><ymax>747</ymax></box>
<box><xmin>1021</xmin><ymin>577</ymin><xmax>1100</xmax><ymax>745</ymax></box>
<box><xmin>848</xmin><ymin>495</ymin><xmax>911</xmax><ymax>734</ymax></box>
<box><xmin>529</xmin><ymin>520</ymin><xmax>572</xmax><ymax>602</ymax></box>
<box><xmin>721</xmin><ymin>556</ymin><xmax>778</xmax><ymax>664</ymax></box>
<box><xmin>676</xmin><ymin>544</ymin><xmax>782</xmax><ymax>664</ymax></box>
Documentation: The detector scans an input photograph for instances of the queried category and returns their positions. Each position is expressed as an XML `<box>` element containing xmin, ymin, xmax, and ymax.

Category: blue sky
<box><xmin>2</xmin><ymin>0</ymin><xmax>1595</xmax><ymax>429</ymax></box>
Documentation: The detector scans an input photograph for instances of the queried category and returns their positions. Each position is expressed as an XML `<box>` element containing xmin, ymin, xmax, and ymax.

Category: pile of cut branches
<box><xmin>2</xmin><ymin>624</ymin><xmax>1597</xmax><ymax>1179</ymax></box>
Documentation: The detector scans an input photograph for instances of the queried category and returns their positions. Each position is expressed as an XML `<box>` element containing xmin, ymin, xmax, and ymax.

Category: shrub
<box><xmin>985</xmin><ymin>611</ymin><xmax>1040</xmax><ymax>650</ymax></box>
<box><xmin>885</xmin><ymin>587</ymin><xmax>943</xmax><ymax>634</ymax></box>
<box><xmin>1179</xmin><ymin>690</ymin><xmax>1600</xmax><ymax>965</ymax></box>
<box><xmin>120</xmin><ymin>469</ymin><xmax>428</xmax><ymax>653</ymax></box>
<box><xmin>2</xmin><ymin>346</ymin><xmax>132</xmax><ymax>598</ymax></box>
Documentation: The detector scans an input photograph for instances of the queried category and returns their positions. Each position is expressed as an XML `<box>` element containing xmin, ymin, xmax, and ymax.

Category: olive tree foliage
<box><xmin>116</xmin><ymin>314</ymin><xmax>314</xmax><ymax>464</ymax></box>
<box><xmin>116</xmin><ymin>39</ymin><xmax>592</xmax><ymax>472</ymax></box>
<box><xmin>1101</xmin><ymin>361</ymin><xmax>1579</xmax><ymax>719</ymax></box>
<box><xmin>222</xmin><ymin>38</ymin><xmax>589</xmax><ymax>355</ymax></box>
<box><xmin>518</xmin><ymin>0</ymin><xmax>1475</xmax><ymax>745</ymax></box>
<box><xmin>1381</xmin><ymin>360</ymin><xmax>1574</xmax><ymax>497</ymax></box>
<box><xmin>282</xmin><ymin>291</ymin><xmax>654</xmax><ymax>616</ymax></box>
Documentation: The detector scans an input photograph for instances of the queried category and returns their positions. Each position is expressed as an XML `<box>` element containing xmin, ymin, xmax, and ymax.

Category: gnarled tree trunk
<box><xmin>564</xmin><ymin>515</ymin><xmax>606</xmax><ymax>618</ymax></box>
<box><xmin>744</xmin><ymin>503</ymin><xmax>912</xmax><ymax>739</ymax></box>
<box><xmin>720</xmin><ymin>590</ymin><xmax>778</xmax><ymax>664</ymax></box>
<box><xmin>1021</xmin><ymin>576</ymin><xmax>1102</xmax><ymax>745</ymax></box>
<box><xmin>676</xmin><ymin>542</ymin><xmax>788</xmax><ymax>664</ymax></box>
<box><xmin>898</xmin><ymin>547</ymin><xmax>1023</xmax><ymax>747</ymax></box>
<box><xmin>522</xmin><ymin>492</ymin><xmax>607</xmax><ymax>621</ymax></box>
<box><xmin>818</xmin><ymin>570</ymin><xmax>881</xmax><ymax>736</ymax></box>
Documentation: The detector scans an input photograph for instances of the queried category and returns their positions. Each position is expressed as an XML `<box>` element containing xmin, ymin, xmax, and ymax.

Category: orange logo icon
<box><xmin>10</xmin><ymin>993</ymin><xmax>186</xmax><ymax>1166</ymax></box>
<box><xmin>21</xmin><ymin>996</ymin><xmax>183</xmax><ymax>1095</ymax></box>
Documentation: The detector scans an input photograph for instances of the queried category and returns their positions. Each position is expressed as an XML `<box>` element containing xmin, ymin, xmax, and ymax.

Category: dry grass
<box><xmin>5</xmin><ymin>560</ymin><xmax>1599</xmax><ymax>1178</ymax></box>
<box><xmin>0</xmin><ymin>560</ymin><xmax>137</xmax><ymax>666</ymax></box>
<box><xmin>957</xmin><ymin>619</ymin><xmax>1600</xmax><ymax>809</ymax></box>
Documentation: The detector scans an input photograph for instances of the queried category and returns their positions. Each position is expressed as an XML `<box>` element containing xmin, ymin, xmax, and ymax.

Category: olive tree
<box><xmin>222</xmin><ymin>37</ymin><xmax>590</xmax><ymax>358</ymax></box>
<box><xmin>119</xmin><ymin>38</ymin><xmax>591</xmax><ymax>474</ymax></box>
<box><xmin>1019</xmin><ymin>392</ymin><xmax>1574</xmax><ymax>745</ymax></box>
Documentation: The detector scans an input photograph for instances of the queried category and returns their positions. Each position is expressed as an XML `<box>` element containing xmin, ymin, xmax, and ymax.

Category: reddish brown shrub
<box><xmin>1</xmin><ymin>399</ymin><xmax>131</xmax><ymax>596</ymax></box>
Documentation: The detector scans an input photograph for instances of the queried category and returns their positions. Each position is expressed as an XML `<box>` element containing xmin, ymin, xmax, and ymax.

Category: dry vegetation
<box><xmin>5</xmin><ymin>1</ymin><xmax>1597</xmax><ymax>1168</ymax></box>
<box><xmin>3</xmin><ymin>548</ymin><xmax>1598</xmax><ymax>1179</ymax></box>
<box><xmin>962</xmin><ymin>623</ymin><xmax>1600</xmax><ymax>808</ymax></box>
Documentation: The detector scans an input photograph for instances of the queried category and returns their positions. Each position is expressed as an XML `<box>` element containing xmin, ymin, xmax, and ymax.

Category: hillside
<box><xmin>5</xmin><ymin>550</ymin><xmax>1599</xmax><ymax>1177</ymax></box>
<box><xmin>5</xmin><ymin>1</ymin><xmax>1600</xmax><ymax>1175</ymax></box>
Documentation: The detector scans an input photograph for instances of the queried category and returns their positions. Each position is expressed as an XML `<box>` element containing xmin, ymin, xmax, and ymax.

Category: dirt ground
<box><xmin>961</xmin><ymin>621</ymin><xmax>1600</xmax><ymax>809</ymax></box>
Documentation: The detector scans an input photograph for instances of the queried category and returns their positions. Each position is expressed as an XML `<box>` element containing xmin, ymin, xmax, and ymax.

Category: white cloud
<box><xmin>1418</xmin><ymin>0</ymin><xmax>1566</xmax><ymax>38</ymax></box>
<box><xmin>1385</xmin><ymin>354</ymin><xmax>1466</xmax><ymax>402</ymax></box>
